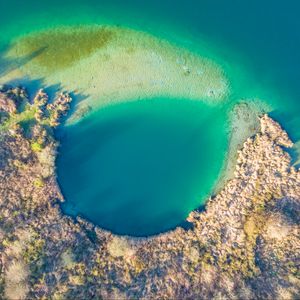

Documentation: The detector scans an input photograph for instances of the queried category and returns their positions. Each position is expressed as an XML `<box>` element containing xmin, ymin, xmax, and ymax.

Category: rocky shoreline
<box><xmin>0</xmin><ymin>87</ymin><xmax>299</xmax><ymax>299</ymax></box>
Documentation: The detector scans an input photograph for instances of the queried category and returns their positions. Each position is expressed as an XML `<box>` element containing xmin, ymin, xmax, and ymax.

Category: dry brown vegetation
<box><xmin>0</xmin><ymin>87</ymin><xmax>299</xmax><ymax>299</ymax></box>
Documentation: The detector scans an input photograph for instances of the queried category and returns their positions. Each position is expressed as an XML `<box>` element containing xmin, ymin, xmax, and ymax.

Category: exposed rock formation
<box><xmin>0</xmin><ymin>88</ymin><xmax>299</xmax><ymax>299</ymax></box>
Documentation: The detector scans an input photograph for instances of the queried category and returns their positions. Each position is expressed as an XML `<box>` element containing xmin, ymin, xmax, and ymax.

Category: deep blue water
<box><xmin>57</xmin><ymin>99</ymin><xmax>227</xmax><ymax>236</ymax></box>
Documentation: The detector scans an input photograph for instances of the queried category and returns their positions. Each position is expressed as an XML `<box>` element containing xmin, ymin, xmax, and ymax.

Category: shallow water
<box><xmin>57</xmin><ymin>99</ymin><xmax>228</xmax><ymax>236</ymax></box>
<box><xmin>0</xmin><ymin>0</ymin><xmax>299</xmax><ymax>235</ymax></box>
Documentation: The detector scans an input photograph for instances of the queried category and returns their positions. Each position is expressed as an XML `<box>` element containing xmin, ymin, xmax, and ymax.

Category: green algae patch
<box><xmin>13</xmin><ymin>27</ymin><xmax>115</xmax><ymax>72</ymax></box>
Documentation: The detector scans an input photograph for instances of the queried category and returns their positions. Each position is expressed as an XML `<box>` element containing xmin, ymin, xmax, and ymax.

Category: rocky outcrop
<box><xmin>0</xmin><ymin>88</ymin><xmax>299</xmax><ymax>299</ymax></box>
<box><xmin>46</xmin><ymin>92</ymin><xmax>72</xmax><ymax>127</ymax></box>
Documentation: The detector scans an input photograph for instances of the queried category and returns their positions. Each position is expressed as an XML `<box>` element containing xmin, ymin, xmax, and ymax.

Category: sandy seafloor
<box><xmin>3</xmin><ymin>26</ymin><xmax>229</xmax><ymax>116</ymax></box>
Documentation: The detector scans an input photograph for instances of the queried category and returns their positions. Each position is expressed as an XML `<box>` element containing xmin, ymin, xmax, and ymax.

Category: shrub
<box><xmin>4</xmin><ymin>282</ymin><xmax>29</xmax><ymax>300</ymax></box>
<box><xmin>4</xmin><ymin>259</ymin><xmax>29</xmax><ymax>300</ymax></box>
<box><xmin>37</xmin><ymin>145</ymin><xmax>56</xmax><ymax>178</ymax></box>
<box><xmin>31</xmin><ymin>141</ymin><xmax>43</xmax><ymax>152</ymax></box>
<box><xmin>5</xmin><ymin>260</ymin><xmax>28</xmax><ymax>283</ymax></box>
<box><xmin>33</xmin><ymin>177</ymin><xmax>45</xmax><ymax>188</ymax></box>
<box><xmin>107</xmin><ymin>237</ymin><xmax>135</xmax><ymax>258</ymax></box>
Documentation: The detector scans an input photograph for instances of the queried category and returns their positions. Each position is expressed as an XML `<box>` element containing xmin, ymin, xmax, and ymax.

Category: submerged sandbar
<box><xmin>3</xmin><ymin>25</ymin><xmax>229</xmax><ymax>122</ymax></box>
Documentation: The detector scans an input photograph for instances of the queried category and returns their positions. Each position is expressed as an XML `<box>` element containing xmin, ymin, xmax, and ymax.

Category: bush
<box><xmin>4</xmin><ymin>260</ymin><xmax>29</xmax><ymax>300</ymax></box>
<box><xmin>107</xmin><ymin>237</ymin><xmax>135</xmax><ymax>258</ymax></box>
<box><xmin>31</xmin><ymin>141</ymin><xmax>43</xmax><ymax>152</ymax></box>
<box><xmin>4</xmin><ymin>282</ymin><xmax>29</xmax><ymax>300</ymax></box>
<box><xmin>33</xmin><ymin>177</ymin><xmax>45</xmax><ymax>188</ymax></box>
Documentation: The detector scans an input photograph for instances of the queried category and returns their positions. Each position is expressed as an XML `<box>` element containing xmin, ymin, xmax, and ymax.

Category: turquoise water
<box><xmin>57</xmin><ymin>99</ymin><xmax>227</xmax><ymax>236</ymax></box>
<box><xmin>0</xmin><ymin>0</ymin><xmax>299</xmax><ymax>235</ymax></box>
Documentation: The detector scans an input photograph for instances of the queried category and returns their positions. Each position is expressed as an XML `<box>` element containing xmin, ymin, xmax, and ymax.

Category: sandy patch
<box><xmin>2</xmin><ymin>25</ymin><xmax>229</xmax><ymax>123</ymax></box>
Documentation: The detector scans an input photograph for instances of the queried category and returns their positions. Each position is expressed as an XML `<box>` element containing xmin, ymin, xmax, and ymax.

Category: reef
<box><xmin>0</xmin><ymin>87</ymin><xmax>299</xmax><ymax>299</ymax></box>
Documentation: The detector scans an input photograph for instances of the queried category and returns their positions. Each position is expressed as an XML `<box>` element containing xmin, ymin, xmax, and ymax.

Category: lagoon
<box><xmin>57</xmin><ymin>98</ymin><xmax>227</xmax><ymax>236</ymax></box>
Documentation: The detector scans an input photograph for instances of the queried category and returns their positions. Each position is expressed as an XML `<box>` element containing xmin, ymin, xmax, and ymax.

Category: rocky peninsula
<box><xmin>0</xmin><ymin>87</ymin><xmax>299</xmax><ymax>299</ymax></box>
